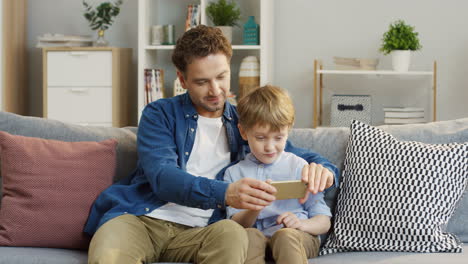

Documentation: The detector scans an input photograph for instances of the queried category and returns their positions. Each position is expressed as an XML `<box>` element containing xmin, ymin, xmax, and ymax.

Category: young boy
<box><xmin>224</xmin><ymin>85</ymin><xmax>335</xmax><ymax>264</ymax></box>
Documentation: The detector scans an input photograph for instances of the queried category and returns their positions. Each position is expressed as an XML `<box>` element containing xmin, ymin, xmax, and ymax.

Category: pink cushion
<box><xmin>0</xmin><ymin>131</ymin><xmax>117</xmax><ymax>249</ymax></box>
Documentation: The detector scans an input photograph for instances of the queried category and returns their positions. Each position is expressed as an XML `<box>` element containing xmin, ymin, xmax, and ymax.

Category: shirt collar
<box><xmin>246</xmin><ymin>152</ymin><xmax>285</xmax><ymax>166</ymax></box>
<box><xmin>181</xmin><ymin>92</ymin><xmax>235</xmax><ymax>122</ymax></box>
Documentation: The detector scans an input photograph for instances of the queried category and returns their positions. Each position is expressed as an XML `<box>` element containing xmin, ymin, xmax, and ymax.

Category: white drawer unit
<box><xmin>43</xmin><ymin>47</ymin><xmax>134</xmax><ymax>127</ymax></box>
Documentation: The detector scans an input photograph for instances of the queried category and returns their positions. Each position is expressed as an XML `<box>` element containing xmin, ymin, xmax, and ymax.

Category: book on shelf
<box><xmin>144</xmin><ymin>69</ymin><xmax>164</xmax><ymax>105</ymax></box>
<box><xmin>384</xmin><ymin>117</ymin><xmax>426</xmax><ymax>124</ymax></box>
<box><xmin>185</xmin><ymin>4</ymin><xmax>201</xmax><ymax>32</ymax></box>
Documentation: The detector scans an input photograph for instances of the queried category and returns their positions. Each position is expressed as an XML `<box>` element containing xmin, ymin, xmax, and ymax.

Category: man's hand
<box><xmin>299</xmin><ymin>163</ymin><xmax>333</xmax><ymax>204</ymax></box>
<box><xmin>225</xmin><ymin>178</ymin><xmax>276</xmax><ymax>210</ymax></box>
<box><xmin>276</xmin><ymin>212</ymin><xmax>303</xmax><ymax>230</ymax></box>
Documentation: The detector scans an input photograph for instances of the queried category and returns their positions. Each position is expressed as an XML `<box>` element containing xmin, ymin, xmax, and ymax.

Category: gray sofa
<box><xmin>0</xmin><ymin>111</ymin><xmax>466</xmax><ymax>264</ymax></box>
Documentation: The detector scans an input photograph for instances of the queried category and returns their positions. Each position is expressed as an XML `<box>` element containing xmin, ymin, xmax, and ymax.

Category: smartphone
<box><xmin>270</xmin><ymin>180</ymin><xmax>307</xmax><ymax>200</ymax></box>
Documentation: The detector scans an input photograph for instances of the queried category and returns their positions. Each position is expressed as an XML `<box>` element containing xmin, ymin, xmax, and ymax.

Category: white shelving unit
<box><xmin>137</xmin><ymin>0</ymin><xmax>274</xmax><ymax>122</ymax></box>
<box><xmin>313</xmin><ymin>59</ymin><xmax>437</xmax><ymax>128</ymax></box>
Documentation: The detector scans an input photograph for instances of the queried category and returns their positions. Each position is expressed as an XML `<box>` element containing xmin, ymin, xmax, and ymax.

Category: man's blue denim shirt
<box><xmin>84</xmin><ymin>93</ymin><xmax>339</xmax><ymax>235</ymax></box>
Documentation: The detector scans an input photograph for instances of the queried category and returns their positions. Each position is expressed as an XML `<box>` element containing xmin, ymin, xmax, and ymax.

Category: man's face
<box><xmin>239</xmin><ymin>124</ymin><xmax>289</xmax><ymax>164</ymax></box>
<box><xmin>178</xmin><ymin>53</ymin><xmax>231</xmax><ymax>118</ymax></box>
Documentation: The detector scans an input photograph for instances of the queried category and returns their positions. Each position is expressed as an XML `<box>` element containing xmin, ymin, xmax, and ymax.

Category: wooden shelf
<box><xmin>313</xmin><ymin>60</ymin><xmax>437</xmax><ymax>128</ymax></box>
<box><xmin>317</xmin><ymin>70</ymin><xmax>433</xmax><ymax>76</ymax></box>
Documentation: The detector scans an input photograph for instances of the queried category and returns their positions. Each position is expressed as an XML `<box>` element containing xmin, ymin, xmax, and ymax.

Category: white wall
<box><xmin>27</xmin><ymin>0</ymin><xmax>468</xmax><ymax>127</ymax></box>
<box><xmin>274</xmin><ymin>0</ymin><xmax>468</xmax><ymax>127</ymax></box>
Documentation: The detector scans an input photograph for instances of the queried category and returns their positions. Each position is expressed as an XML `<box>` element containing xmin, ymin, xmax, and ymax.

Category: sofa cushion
<box><xmin>0</xmin><ymin>247</ymin><xmax>87</xmax><ymax>264</ymax></box>
<box><xmin>0</xmin><ymin>131</ymin><xmax>117</xmax><ymax>249</ymax></box>
<box><xmin>320</xmin><ymin>121</ymin><xmax>468</xmax><ymax>255</ymax></box>
<box><xmin>311</xmin><ymin>244</ymin><xmax>468</xmax><ymax>264</ymax></box>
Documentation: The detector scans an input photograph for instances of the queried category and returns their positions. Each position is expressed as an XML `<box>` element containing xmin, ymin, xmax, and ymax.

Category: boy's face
<box><xmin>239</xmin><ymin>124</ymin><xmax>289</xmax><ymax>164</ymax></box>
<box><xmin>177</xmin><ymin>53</ymin><xmax>231</xmax><ymax>118</ymax></box>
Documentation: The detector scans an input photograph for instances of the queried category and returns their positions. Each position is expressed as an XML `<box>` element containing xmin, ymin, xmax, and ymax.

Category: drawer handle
<box><xmin>69</xmin><ymin>51</ymin><xmax>89</xmax><ymax>56</ymax></box>
<box><xmin>69</xmin><ymin>88</ymin><xmax>89</xmax><ymax>93</ymax></box>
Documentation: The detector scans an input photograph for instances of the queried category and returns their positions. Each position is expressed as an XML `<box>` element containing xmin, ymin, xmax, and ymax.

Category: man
<box><xmin>85</xmin><ymin>25</ymin><xmax>338</xmax><ymax>264</ymax></box>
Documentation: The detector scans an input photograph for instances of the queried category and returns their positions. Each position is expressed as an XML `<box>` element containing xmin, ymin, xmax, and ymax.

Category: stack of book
<box><xmin>185</xmin><ymin>4</ymin><xmax>201</xmax><ymax>31</ymax></box>
<box><xmin>383</xmin><ymin>107</ymin><xmax>425</xmax><ymax>124</ymax></box>
<box><xmin>144</xmin><ymin>69</ymin><xmax>164</xmax><ymax>105</ymax></box>
<box><xmin>36</xmin><ymin>34</ymin><xmax>93</xmax><ymax>48</ymax></box>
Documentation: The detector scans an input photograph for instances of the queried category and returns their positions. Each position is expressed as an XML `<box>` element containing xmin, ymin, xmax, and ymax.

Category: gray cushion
<box><xmin>0</xmin><ymin>111</ymin><xmax>137</xmax><ymax>183</ymax></box>
<box><xmin>0</xmin><ymin>247</ymin><xmax>87</xmax><ymax>264</ymax></box>
<box><xmin>309</xmin><ymin>244</ymin><xmax>468</xmax><ymax>264</ymax></box>
<box><xmin>0</xmin><ymin>245</ymin><xmax>466</xmax><ymax>264</ymax></box>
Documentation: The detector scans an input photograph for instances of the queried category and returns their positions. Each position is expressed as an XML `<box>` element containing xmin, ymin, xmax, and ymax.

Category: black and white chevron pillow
<box><xmin>320</xmin><ymin>120</ymin><xmax>468</xmax><ymax>255</ymax></box>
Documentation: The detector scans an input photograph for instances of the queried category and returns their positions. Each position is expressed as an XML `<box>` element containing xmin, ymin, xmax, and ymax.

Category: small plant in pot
<box><xmin>380</xmin><ymin>20</ymin><xmax>422</xmax><ymax>72</ymax></box>
<box><xmin>83</xmin><ymin>0</ymin><xmax>123</xmax><ymax>46</ymax></box>
<box><xmin>206</xmin><ymin>0</ymin><xmax>241</xmax><ymax>43</ymax></box>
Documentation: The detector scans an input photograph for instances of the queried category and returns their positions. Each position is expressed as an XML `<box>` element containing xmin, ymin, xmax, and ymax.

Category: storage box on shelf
<box><xmin>42</xmin><ymin>47</ymin><xmax>134</xmax><ymax>127</ymax></box>
<box><xmin>313</xmin><ymin>59</ymin><xmax>437</xmax><ymax>128</ymax></box>
<box><xmin>137</xmin><ymin>0</ymin><xmax>274</xmax><ymax>122</ymax></box>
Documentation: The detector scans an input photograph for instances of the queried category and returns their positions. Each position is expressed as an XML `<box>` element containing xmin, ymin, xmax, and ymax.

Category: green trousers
<box><xmin>245</xmin><ymin>228</ymin><xmax>320</xmax><ymax>264</ymax></box>
<box><xmin>88</xmin><ymin>214</ymin><xmax>248</xmax><ymax>264</ymax></box>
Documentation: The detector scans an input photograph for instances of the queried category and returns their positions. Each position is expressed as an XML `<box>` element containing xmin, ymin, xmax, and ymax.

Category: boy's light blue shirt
<box><xmin>225</xmin><ymin>152</ymin><xmax>332</xmax><ymax>237</ymax></box>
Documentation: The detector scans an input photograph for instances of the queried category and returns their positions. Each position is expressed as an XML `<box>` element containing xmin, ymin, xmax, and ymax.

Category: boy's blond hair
<box><xmin>237</xmin><ymin>85</ymin><xmax>295</xmax><ymax>132</ymax></box>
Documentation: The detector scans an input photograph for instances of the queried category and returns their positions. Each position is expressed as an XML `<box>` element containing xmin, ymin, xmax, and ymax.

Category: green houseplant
<box><xmin>380</xmin><ymin>20</ymin><xmax>422</xmax><ymax>71</ymax></box>
<box><xmin>83</xmin><ymin>0</ymin><xmax>123</xmax><ymax>46</ymax></box>
<box><xmin>206</xmin><ymin>0</ymin><xmax>241</xmax><ymax>43</ymax></box>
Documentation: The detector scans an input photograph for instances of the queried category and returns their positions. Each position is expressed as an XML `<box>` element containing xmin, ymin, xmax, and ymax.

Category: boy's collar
<box><xmin>246</xmin><ymin>152</ymin><xmax>285</xmax><ymax>166</ymax></box>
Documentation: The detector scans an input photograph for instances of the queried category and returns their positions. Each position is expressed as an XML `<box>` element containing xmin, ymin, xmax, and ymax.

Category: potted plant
<box><xmin>206</xmin><ymin>0</ymin><xmax>241</xmax><ymax>43</ymax></box>
<box><xmin>83</xmin><ymin>0</ymin><xmax>123</xmax><ymax>46</ymax></box>
<box><xmin>380</xmin><ymin>20</ymin><xmax>422</xmax><ymax>72</ymax></box>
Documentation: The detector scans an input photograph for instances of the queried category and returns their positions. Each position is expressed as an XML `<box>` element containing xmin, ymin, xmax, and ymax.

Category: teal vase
<box><xmin>243</xmin><ymin>16</ymin><xmax>259</xmax><ymax>45</ymax></box>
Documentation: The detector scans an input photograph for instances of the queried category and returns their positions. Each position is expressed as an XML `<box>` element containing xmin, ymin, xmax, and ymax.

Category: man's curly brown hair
<box><xmin>172</xmin><ymin>25</ymin><xmax>232</xmax><ymax>74</ymax></box>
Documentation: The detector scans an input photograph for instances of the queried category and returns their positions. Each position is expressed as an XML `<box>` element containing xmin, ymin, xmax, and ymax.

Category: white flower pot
<box><xmin>216</xmin><ymin>26</ymin><xmax>233</xmax><ymax>43</ymax></box>
<box><xmin>391</xmin><ymin>50</ymin><xmax>411</xmax><ymax>72</ymax></box>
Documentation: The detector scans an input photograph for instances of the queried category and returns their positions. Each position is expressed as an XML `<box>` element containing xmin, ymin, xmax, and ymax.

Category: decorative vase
<box><xmin>94</xmin><ymin>30</ymin><xmax>109</xmax><ymax>47</ymax></box>
<box><xmin>391</xmin><ymin>50</ymin><xmax>411</xmax><ymax>72</ymax></box>
<box><xmin>216</xmin><ymin>26</ymin><xmax>233</xmax><ymax>43</ymax></box>
<box><xmin>238</xmin><ymin>56</ymin><xmax>260</xmax><ymax>99</ymax></box>
<box><xmin>243</xmin><ymin>16</ymin><xmax>259</xmax><ymax>45</ymax></box>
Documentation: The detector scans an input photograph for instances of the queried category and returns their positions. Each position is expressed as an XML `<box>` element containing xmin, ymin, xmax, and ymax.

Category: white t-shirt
<box><xmin>146</xmin><ymin>115</ymin><xmax>231</xmax><ymax>227</ymax></box>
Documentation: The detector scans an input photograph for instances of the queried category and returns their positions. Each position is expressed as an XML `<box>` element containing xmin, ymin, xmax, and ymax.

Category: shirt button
<box><xmin>228</xmin><ymin>116</ymin><xmax>232</xmax><ymax>120</ymax></box>
<box><xmin>217</xmin><ymin>204</ymin><xmax>222</xmax><ymax>209</ymax></box>
<box><xmin>185</xmin><ymin>152</ymin><xmax>189</xmax><ymax>156</ymax></box>
<box><xmin>145</xmin><ymin>208</ymin><xmax>150</xmax><ymax>212</ymax></box>
<box><xmin>259</xmin><ymin>164</ymin><xmax>264</xmax><ymax>168</ymax></box>
<box><xmin>185</xmin><ymin>114</ymin><xmax>189</xmax><ymax>118</ymax></box>
<box><xmin>194</xmin><ymin>115</ymin><xmax>198</xmax><ymax>118</ymax></box>
<box><xmin>190</xmin><ymin>128</ymin><xmax>194</xmax><ymax>132</ymax></box>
